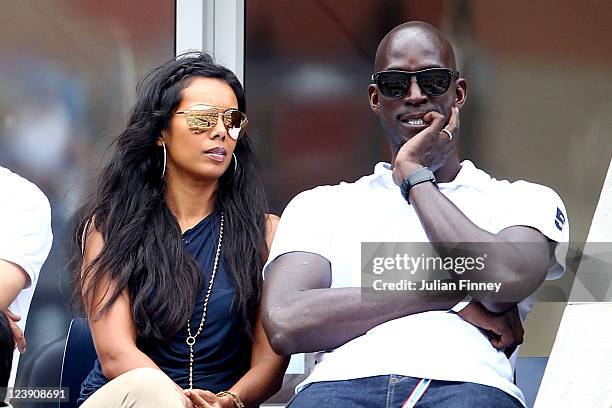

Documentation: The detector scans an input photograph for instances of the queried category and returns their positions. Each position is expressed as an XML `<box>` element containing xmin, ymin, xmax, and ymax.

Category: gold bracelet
<box><xmin>216</xmin><ymin>391</ymin><xmax>245</xmax><ymax>408</ymax></box>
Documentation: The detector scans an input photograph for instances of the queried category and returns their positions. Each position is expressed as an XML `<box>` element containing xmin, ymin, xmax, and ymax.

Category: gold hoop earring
<box><xmin>161</xmin><ymin>142</ymin><xmax>167</xmax><ymax>180</ymax></box>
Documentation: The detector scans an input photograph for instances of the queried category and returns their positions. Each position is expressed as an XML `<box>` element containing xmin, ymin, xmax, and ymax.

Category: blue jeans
<box><xmin>287</xmin><ymin>375</ymin><xmax>523</xmax><ymax>408</ymax></box>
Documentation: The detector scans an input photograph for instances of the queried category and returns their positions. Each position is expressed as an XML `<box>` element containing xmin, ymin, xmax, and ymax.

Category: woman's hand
<box><xmin>184</xmin><ymin>389</ymin><xmax>235</xmax><ymax>408</ymax></box>
<box><xmin>174</xmin><ymin>384</ymin><xmax>194</xmax><ymax>408</ymax></box>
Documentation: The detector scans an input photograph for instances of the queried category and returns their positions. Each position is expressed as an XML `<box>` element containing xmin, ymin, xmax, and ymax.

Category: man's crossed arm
<box><xmin>262</xmin><ymin>252</ymin><xmax>525</xmax><ymax>358</ymax></box>
<box><xmin>0</xmin><ymin>260</ymin><xmax>30</xmax><ymax>352</ymax></box>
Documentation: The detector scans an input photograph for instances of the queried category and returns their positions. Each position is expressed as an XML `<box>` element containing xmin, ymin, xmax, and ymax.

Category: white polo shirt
<box><xmin>0</xmin><ymin>166</ymin><xmax>52</xmax><ymax>388</ymax></box>
<box><xmin>265</xmin><ymin>161</ymin><xmax>569</xmax><ymax>406</ymax></box>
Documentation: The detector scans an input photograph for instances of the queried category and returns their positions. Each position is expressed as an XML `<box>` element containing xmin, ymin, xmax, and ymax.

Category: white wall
<box><xmin>535</xmin><ymin>157</ymin><xmax>612</xmax><ymax>407</ymax></box>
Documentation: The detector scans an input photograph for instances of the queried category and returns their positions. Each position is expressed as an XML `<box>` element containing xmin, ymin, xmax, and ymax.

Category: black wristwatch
<box><xmin>400</xmin><ymin>167</ymin><xmax>437</xmax><ymax>203</ymax></box>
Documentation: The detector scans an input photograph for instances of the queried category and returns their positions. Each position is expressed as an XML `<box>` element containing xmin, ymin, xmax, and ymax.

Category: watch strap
<box><xmin>400</xmin><ymin>167</ymin><xmax>437</xmax><ymax>203</ymax></box>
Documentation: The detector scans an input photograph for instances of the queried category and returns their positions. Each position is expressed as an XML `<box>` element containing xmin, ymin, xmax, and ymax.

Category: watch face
<box><xmin>400</xmin><ymin>178</ymin><xmax>412</xmax><ymax>203</ymax></box>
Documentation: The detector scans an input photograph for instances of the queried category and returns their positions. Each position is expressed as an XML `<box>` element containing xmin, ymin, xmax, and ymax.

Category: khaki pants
<box><xmin>80</xmin><ymin>368</ymin><xmax>185</xmax><ymax>408</ymax></box>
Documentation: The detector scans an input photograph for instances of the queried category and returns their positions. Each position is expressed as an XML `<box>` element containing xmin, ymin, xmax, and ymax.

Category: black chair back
<box><xmin>59</xmin><ymin>318</ymin><xmax>96</xmax><ymax>408</ymax></box>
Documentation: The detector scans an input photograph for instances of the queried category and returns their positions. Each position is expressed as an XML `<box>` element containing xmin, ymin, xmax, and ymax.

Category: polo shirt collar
<box><xmin>373</xmin><ymin>160</ymin><xmax>483</xmax><ymax>190</ymax></box>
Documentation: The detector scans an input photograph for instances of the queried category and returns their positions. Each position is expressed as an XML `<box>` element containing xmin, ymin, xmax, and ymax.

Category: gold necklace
<box><xmin>185</xmin><ymin>212</ymin><xmax>224</xmax><ymax>390</ymax></box>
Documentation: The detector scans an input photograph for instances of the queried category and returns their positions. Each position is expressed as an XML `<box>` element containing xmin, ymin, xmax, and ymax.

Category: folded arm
<box><xmin>395</xmin><ymin>109</ymin><xmax>554</xmax><ymax>312</ymax></box>
<box><xmin>262</xmin><ymin>251</ymin><xmax>459</xmax><ymax>355</ymax></box>
<box><xmin>408</xmin><ymin>180</ymin><xmax>552</xmax><ymax>312</ymax></box>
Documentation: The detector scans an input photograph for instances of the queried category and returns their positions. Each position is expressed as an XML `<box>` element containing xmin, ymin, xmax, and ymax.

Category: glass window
<box><xmin>0</xmin><ymin>0</ymin><xmax>175</xmax><ymax>391</ymax></box>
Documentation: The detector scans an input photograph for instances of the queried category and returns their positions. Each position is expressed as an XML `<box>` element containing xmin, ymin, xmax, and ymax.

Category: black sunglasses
<box><xmin>371</xmin><ymin>68</ymin><xmax>458</xmax><ymax>98</ymax></box>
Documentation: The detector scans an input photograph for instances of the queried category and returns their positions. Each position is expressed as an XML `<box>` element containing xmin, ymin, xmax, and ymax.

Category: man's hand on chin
<box><xmin>393</xmin><ymin>107</ymin><xmax>459</xmax><ymax>185</ymax></box>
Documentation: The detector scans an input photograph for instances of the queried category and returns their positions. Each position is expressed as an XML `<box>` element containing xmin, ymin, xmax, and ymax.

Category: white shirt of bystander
<box><xmin>0</xmin><ymin>166</ymin><xmax>52</xmax><ymax>388</ymax></box>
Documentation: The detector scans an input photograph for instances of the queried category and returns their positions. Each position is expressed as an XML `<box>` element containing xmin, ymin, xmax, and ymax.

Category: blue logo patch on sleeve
<box><xmin>555</xmin><ymin>207</ymin><xmax>566</xmax><ymax>231</ymax></box>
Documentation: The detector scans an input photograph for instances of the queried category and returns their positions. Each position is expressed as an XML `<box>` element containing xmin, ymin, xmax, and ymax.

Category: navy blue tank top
<box><xmin>79</xmin><ymin>212</ymin><xmax>251</xmax><ymax>405</ymax></box>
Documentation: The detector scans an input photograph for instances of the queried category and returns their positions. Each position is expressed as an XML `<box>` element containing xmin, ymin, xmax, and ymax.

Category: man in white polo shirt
<box><xmin>262</xmin><ymin>21</ymin><xmax>568</xmax><ymax>407</ymax></box>
<box><xmin>0</xmin><ymin>165</ymin><xmax>52</xmax><ymax>389</ymax></box>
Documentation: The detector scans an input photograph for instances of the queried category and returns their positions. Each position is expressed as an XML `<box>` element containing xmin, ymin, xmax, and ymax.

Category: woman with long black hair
<box><xmin>73</xmin><ymin>53</ymin><xmax>288</xmax><ymax>408</ymax></box>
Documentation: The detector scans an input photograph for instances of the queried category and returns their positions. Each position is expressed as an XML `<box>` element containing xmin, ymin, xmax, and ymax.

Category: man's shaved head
<box><xmin>368</xmin><ymin>21</ymin><xmax>467</xmax><ymax>164</ymax></box>
<box><xmin>374</xmin><ymin>21</ymin><xmax>456</xmax><ymax>72</ymax></box>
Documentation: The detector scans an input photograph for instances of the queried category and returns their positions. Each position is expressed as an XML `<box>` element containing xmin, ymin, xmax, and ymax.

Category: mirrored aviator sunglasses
<box><xmin>371</xmin><ymin>68</ymin><xmax>457</xmax><ymax>98</ymax></box>
<box><xmin>175</xmin><ymin>105</ymin><xmax>248</xmax><ymax>140</ymax></box>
